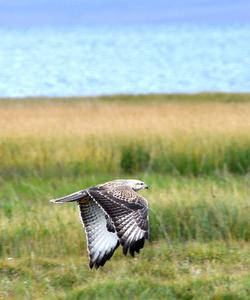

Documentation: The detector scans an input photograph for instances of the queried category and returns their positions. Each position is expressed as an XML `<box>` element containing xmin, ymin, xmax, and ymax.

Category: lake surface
<box><xmin>0</xmin><ymin>23</ymin><xmax>249</xmax><ymax>97</ymax></box>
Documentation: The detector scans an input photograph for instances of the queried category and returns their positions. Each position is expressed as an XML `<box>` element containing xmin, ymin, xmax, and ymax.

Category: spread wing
<box><xmin>87</xmin><ymin>186</ymin><xmax>149</xmax><ymax>257</ymax></box>
<box><xmin>78</xmin><ymin>199</ymin><xmax>119</xmax><ymax>269</ymax></box>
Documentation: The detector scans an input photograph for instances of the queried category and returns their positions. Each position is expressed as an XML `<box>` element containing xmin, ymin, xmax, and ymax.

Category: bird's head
<box><xmin>102</xmin><ymin>179</ymin><xmax>149</xmax><ymax>191</ymax></box>
<box><xmin>122</xmin><ymin>179</ymin><xmax>149</xmax><ymax>191</ymax></box>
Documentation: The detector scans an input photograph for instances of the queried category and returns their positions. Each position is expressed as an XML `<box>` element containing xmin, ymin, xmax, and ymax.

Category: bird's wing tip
<box><xmin>49</xmin><ymin>199</ymin><xmax>62</xmax><ymax>204</ymax></box>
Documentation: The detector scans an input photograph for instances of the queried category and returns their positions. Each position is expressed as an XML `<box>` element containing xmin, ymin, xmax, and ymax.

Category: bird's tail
<box><xmin>50</xmin><ymin>190</ymin><xmax>88</xmax><ymax>204</ymax></box>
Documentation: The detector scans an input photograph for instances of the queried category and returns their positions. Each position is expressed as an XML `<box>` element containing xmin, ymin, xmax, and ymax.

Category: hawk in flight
<box><xmin>50</xmin><ymin>179</ymin><xmax>149</xmax><ymax>268</ymax></box>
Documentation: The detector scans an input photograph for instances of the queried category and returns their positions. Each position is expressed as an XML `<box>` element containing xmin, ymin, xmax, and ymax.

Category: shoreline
<box><xmin>0</xmin><ymin>92</ymin><xmax>250</xmax><ymax>103</ymax></box>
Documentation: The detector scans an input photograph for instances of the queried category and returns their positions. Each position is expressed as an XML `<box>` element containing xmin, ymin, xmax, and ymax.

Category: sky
<box><xmin>0</xmin><ymin>0</ymin><xmax>249</xmax><ymax>26</ymax></box>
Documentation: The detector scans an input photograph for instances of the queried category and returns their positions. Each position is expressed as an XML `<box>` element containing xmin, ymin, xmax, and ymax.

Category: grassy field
<box><xmin>1</xmin><ymin>93</ymin><xmax>250</xmax><ymax>299</ymax></box>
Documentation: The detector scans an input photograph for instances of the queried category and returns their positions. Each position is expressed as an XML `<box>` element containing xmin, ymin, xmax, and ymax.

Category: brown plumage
<box><xmin>50</xmin><ymin>179</ymin><xmax>149</xmax><ymax>268</ymax></box>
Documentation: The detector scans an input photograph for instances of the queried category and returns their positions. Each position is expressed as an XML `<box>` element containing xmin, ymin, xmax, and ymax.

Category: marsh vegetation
<box><xmin>1</xmin><ymin>93</ymin><xmax>250</xmax><ymax>299</ymax></box>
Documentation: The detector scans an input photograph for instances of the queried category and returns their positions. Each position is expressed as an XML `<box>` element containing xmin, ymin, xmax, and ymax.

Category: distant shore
<box><xmin>0</xmin><ymin>92</ymin><xmax>250</xmax><ymax>104</ymax></box>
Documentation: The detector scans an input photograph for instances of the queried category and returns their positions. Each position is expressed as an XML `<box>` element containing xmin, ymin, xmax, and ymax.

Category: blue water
<box><xmin>0</xmin><ymin>23</ymin><xmax>249</xmax><ymax>97</ymax></box>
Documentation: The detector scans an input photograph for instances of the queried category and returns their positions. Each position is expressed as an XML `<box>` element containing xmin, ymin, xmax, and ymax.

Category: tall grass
<box><xmin>1</xmin><ymin>240</ymin><xmax>250</xmax><ymax>299</ymax></box>
<box><xmin>1</xmin><ymin>94</ymin><xmax>250</xmax><ymax>254</ymax></box>
<box><xmin>1</xmin><ymin>134</ymin><xmax>250</xmax><ymax>178</ymax></box>
<box><xmin>1</xmin><ymin>94</ymin><xmax>250</xmax><ymax>299</ymax></box>
<box><xmin>1</xmin><ymin>94</ymin><xmax>250</xmax><ymax>177</ymax></box>
<box><xmin>1</xmin><ymin>175</ymin><xmax>250</xmax><ymax>298</ymax></box>
<box><xmin>1</xmin><ymin>175</ymin><xmax>250</xmax><ymax>258</ymax></box>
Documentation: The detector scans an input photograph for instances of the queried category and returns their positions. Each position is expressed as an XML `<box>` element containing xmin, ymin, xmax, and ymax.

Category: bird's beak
<box><xmin>144</xmin><ymin>184</ymin><xmax>149</xmax><ymax>189</ymax></box>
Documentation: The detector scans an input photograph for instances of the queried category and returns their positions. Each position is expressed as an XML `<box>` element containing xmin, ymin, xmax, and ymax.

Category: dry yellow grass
<box><xmin>1</xmin><ymin>99</ymin><xmax>250</xmax><ymax>139</ymax></box>
<box><xmin>1</xmin><ymin>94</ymin><xmax>250</xmax><ymax>176</ymax></box>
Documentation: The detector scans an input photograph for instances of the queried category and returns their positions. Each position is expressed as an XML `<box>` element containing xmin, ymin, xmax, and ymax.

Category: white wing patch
<box><xmin>78</xmin><ymin>199</ymin><xmax>119</xmax><ymax>268</ymax></box>
<box><xmin>112</xmin><ymin>209</ymin><xmax>148</xmax><ymax>256</ymax></box>
<box><xmin>87</xmin><ymin>188</ymin><xmax>149</xmax><ymax>257</ymax></box>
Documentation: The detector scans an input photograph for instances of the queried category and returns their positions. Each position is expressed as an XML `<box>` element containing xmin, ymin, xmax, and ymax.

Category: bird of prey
<box><xmin>50</xmin><ymin>179</ymin><xmax>149</xmax><ymax>269</ymax></box>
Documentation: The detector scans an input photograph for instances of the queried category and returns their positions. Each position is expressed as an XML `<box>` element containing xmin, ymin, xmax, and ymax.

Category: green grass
<box><xmin>1</xmin><ymin>240</ymin><xmax>250</xmax><ymax>300</ymax></box>
<box><xmin>1</xmin><ymin>174</ymin><xmax>250</xmax><ymax>299</ymax></box>
<box><xmin>1</xmin><ymin>94</ymin><xmax>250</xmax><ymax>299</ymax></box>
<box><xmin>1</xmin><ymin>134</ymin><xmax>250</xmax><ymax>178</ymax></box>
<box><xmin>1</xmin><ymin>174</ymin><xmax>250</xmax><ymax>257</ymax></box>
